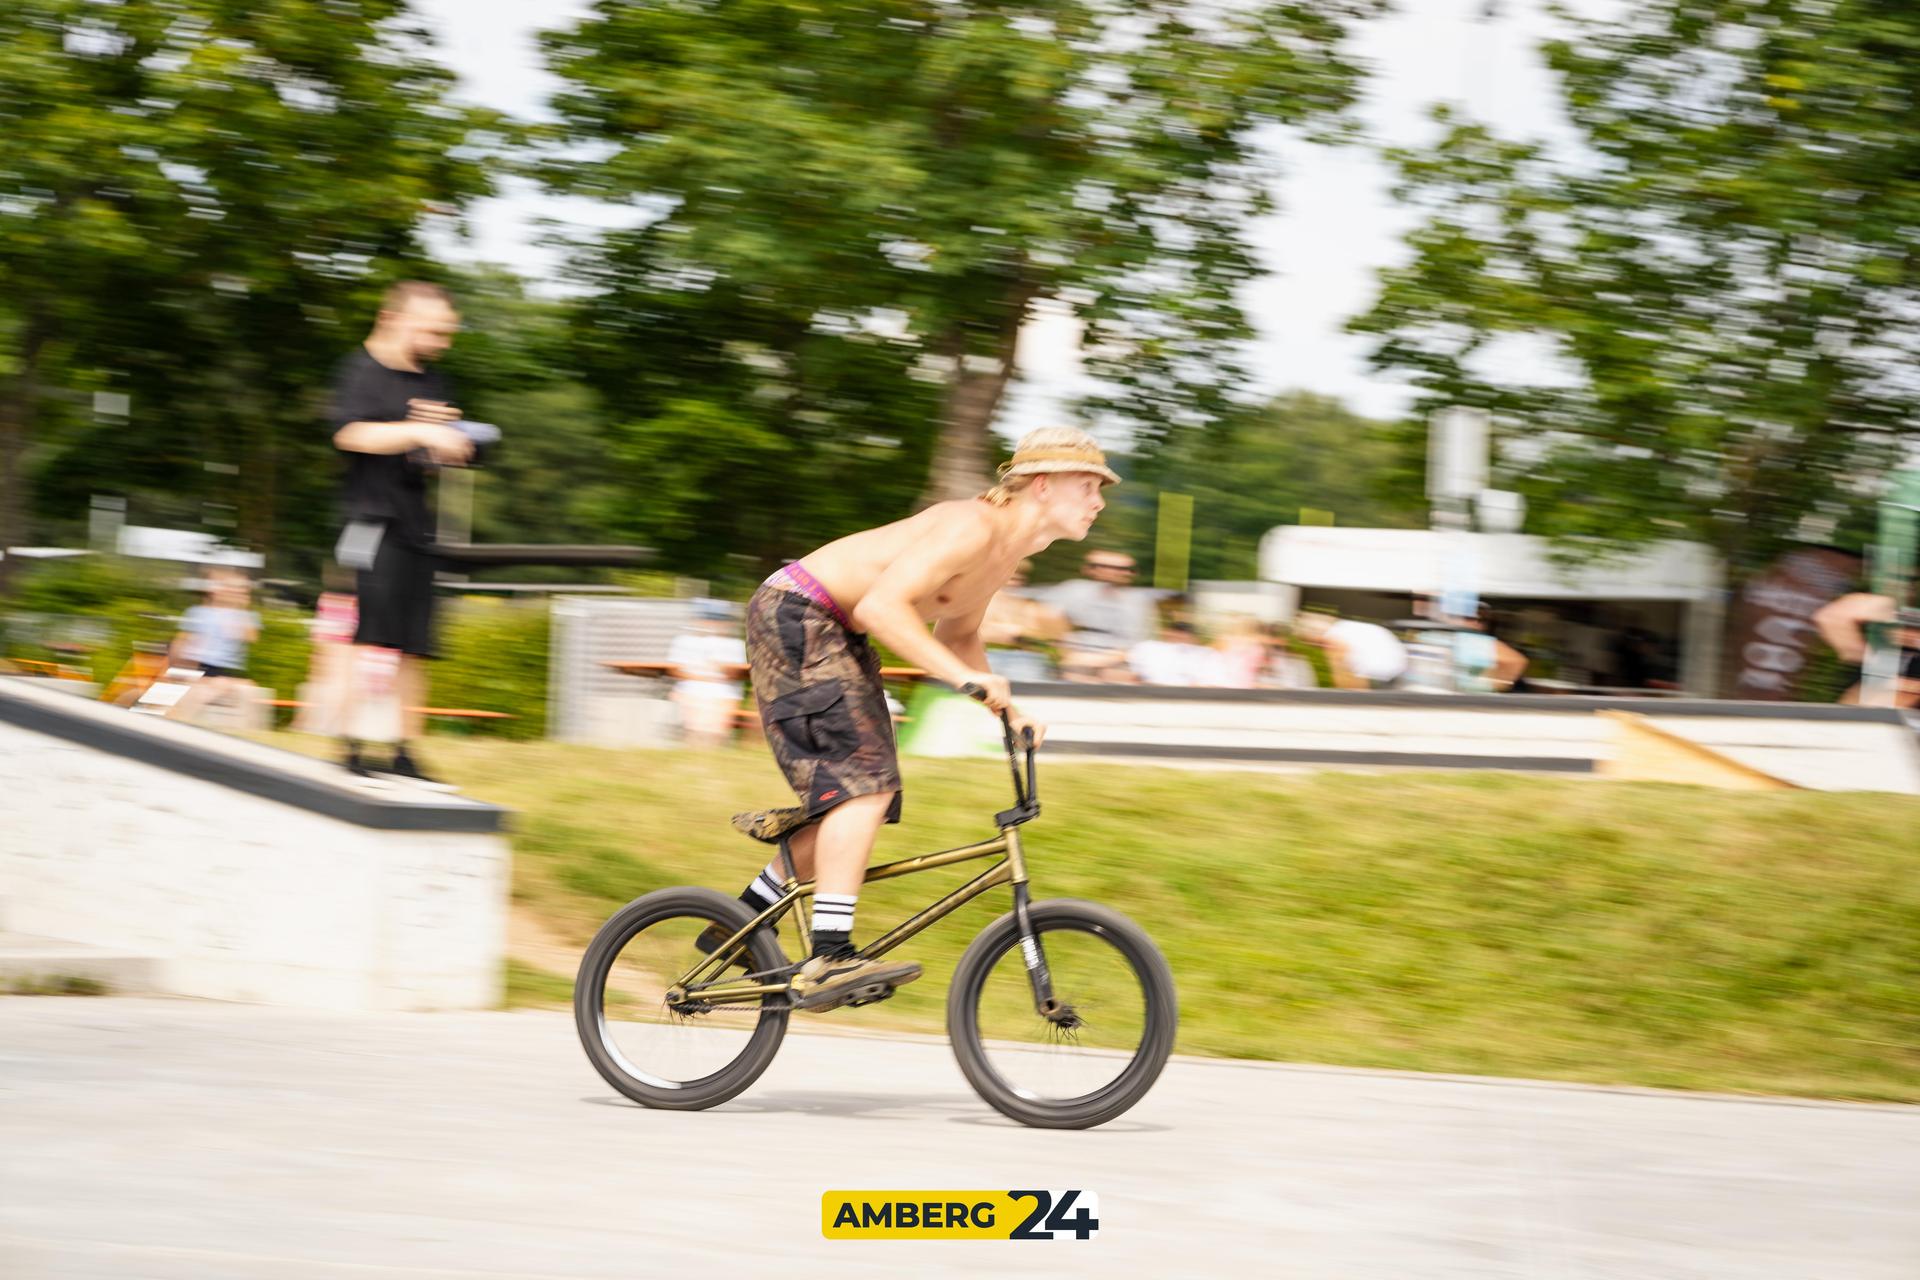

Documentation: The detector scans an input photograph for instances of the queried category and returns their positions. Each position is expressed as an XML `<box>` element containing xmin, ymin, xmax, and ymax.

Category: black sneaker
<box><xmin>695</xmin><ymin>921</ymin><xmax>769</xmax><ymax>972</ymax></box>
<box><xmin>341</xmin><ymin>743</ymin><xmax>389</xmax><ymax>788</ymax></box>
<box><xmin>377</xmin><ymin>748</ymin><xmax>459</xmax><ymax>793</ymax></box>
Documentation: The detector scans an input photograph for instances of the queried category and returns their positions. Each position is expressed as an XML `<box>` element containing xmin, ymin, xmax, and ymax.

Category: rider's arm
<box><xmin>934</xmin><ymin>604</ymin><xmax>991</xmax><ymax>675</ymax></box>
<box><xmin>848</xmin><ymin>507</ymin><xmax>994</xmax><ymax>688</ymax></box>
<box><xmin>938</xmin><ymin>600</ymin><xmax>1046</xmax><ymax>744</ymax></box>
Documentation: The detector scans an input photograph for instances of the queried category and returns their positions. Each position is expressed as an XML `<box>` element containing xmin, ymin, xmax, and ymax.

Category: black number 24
<box><xmin>1008</xmin><ymin>1190</ymin><xmax>1099</xmax><ymax>1241</ymax></box>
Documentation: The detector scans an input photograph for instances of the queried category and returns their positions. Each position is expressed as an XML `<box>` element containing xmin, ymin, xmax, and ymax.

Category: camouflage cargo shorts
<box><xmin>731</xmin><ymin>583</ymin><xmax>904</xmax><ymax>844</ymax></box>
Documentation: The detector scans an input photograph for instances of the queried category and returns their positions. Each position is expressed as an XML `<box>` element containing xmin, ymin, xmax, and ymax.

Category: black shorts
<box><xmin>730</xmin><ymin>584</ymin><xmax>903</xmax><ymax>845</ymax></box>
<box><xmin>352</xmin><ymin>525</ymin><xmax>439</xmax><ymax>658</ymax></box>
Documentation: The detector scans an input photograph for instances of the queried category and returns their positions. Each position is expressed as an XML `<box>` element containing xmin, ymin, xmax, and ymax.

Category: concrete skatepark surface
<box><xmin>2</xmin><ymin>998</ymin><xmax>1917</xmax><ymax>1278</ymax></box>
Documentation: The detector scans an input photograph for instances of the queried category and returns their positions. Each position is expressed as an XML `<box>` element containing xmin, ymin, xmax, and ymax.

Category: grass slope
<box><xmin>291</xmin><ymin>734</ymin><xmax>1920</xmax><ymax>1101</ymax></box>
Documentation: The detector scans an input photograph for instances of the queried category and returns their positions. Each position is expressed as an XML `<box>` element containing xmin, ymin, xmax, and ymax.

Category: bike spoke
<box><xmin>596</xmin><ymin>914</ymin><xmax>779</xmax><ymax>1091</ymax></box>
<box><xmin>970</xmin><ymin>925</ymin><xmax>1149</xmax><ymax>1104</ymax></box>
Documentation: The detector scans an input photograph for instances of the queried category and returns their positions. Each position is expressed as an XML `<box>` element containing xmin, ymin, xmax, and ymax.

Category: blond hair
<box><xmin>979</xmin><ymin>472</ymin><xmax>1039</xmax><ymax>507</ymax></box>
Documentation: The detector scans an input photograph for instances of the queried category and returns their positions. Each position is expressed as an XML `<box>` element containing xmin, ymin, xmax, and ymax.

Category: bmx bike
<box><xmin>573</xmin><ymin>686</ymin><xmax>1178</xmax><ymax>1129</ymax></box>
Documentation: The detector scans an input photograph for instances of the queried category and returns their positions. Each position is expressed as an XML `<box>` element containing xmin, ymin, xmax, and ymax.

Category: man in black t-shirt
<box><xmin>328</xmin><ymin>281</ymin><xmax>472</xmax><ymax>787</ymax></box>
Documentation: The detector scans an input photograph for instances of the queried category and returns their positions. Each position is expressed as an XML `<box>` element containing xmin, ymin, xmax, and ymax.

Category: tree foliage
<box><xmin>536</xmin><ymin>0</ymin><xmax>1376</xmax><ymax>540</ymax></box>
<box><xmin>1349</xmin><ymin>1</ymin><xmax>1920</xmax><ymax>576</ymax></box>
<box><xmin>0</xmin><ymin>0</ymin><xmax>496</xmax><ymax>589</ymax></box>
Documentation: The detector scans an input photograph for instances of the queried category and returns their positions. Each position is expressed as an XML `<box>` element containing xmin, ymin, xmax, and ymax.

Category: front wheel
<box><xmin>947</xmin><ymin>898</ymin><xmax>1177</xmax><ymax>1129</ymax></box>
<box><xmin>574</xmin><ymin>886</ymin><xmax>791</xmax><ymax>1111</ymax></box>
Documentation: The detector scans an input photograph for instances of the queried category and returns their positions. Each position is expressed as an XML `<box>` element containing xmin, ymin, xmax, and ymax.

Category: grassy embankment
<box><xmin>270</xmin><ymin>732</ymin><xmax>1920</xmax><ymax>1102</ymax></box>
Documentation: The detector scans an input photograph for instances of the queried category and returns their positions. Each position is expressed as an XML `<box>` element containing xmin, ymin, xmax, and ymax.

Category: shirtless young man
<box><xmin>725</xmin><ymin>426</ymin><xmax>1117</xmax><ymax>1009</ymax></box>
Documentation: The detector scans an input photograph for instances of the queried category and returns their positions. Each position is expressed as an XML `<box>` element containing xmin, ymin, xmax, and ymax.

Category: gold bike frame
<box><xmin>669</xmin><ymin>826</ymin><xmax>1030</xmax><ymax>1006</ymax></box>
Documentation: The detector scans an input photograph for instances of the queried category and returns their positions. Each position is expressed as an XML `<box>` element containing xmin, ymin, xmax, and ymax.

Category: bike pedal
<box><xmin>844</xmin><ymin>981</ymin><xmax>897</xmax><ymax>1007</ymax></box>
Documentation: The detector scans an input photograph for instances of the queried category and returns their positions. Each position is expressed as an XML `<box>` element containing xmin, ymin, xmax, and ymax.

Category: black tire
<box><xmin>574</xmin><ymin>886</ymin><xmax>791</xmax><ymax>1111</ymax></box>
<box><xmin>946</xmin><ymin>898</ymin><xmax>1177</xmax><ymax>1130</ymax></box>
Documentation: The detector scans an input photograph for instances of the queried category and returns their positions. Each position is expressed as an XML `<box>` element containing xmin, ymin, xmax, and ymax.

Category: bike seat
<box><xmin>731</xmin><ymin>804</ymin><xmax>813</xmax><ymax>845</ymax></box>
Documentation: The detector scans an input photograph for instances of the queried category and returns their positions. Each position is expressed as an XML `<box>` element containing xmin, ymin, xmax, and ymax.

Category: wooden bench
<box><xmin>257</xmin><ymin>699</ymin><xmax>516</xmax><ymax>722</ymax></box>
<box><xmin>10</xmin><ymin>657</ymin><xmax>91</xmax><ymax>681</ymax></box>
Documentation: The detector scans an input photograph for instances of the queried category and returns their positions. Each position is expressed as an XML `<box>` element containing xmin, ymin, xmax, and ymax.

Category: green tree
<box><xmin>432</xmin><ymin>268</ymin><xmax>631</xmax><ymax>553</ymax></box>
<box><xmin>0</xmin><ymin>1</ymin><xmax>495</xmax><ymax>592</ymax></box>
<box><xmin>1349</xmin><ymin>1</ymin><xmax>1920</xmax><ymax>578</ymax></box>
<box><xmin>535</xmin><ymin>0</ymin><xmax>1375</xmax><ymax>547</ymax></box>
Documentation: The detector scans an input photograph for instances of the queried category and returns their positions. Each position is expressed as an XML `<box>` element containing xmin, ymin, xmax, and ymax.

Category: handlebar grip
<box><xmin>959</xmin><ymin>681</ymin><xmax>989</xmax><ymax>703</ymax></box>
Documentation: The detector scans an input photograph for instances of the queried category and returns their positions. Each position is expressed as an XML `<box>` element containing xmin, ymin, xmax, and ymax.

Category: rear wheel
<box><xmin>947</xmin><ymin>898</ymin><xmax>1177</xmax><ymax>1130</ymax></box>
<box><xmin>574</xmin><ymin>887</ymin><xmax>791</xmax><ymax>1111</ymax></box>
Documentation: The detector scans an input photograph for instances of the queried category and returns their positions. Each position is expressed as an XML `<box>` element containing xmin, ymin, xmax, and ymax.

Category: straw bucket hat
<box><xmin>995</xmin><ymin>427</ymin><xmax>1120</xmax><ymax>486</ymax></box>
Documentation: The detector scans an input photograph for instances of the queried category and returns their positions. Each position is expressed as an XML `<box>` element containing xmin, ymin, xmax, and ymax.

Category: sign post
<box><xmin>1154</xmin><ymin>491</ymin><xmax>1193</xmax><ymax>593</ymax></box>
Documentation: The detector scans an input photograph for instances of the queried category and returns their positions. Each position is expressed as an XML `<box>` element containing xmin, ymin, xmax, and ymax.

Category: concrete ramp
<box><xmin>1598</xmin><ymin>711</ymin><xmax>1799</xmax><ymax>790</ymax></box>
<box><xmin>0</xmin><ymin>676</ymin><xmax>511</xmax><ymax>1011</ymax></box>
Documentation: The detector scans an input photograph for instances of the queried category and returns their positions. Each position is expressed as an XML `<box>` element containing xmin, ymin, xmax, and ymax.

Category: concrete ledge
<box><xmin>1011</xmin><ymin>680</ymin><xmax>1907</xmax><ymax>721</ymax></box>
<box><xmin>1054</xmin><ymin>741</ymin><xmax>1597</xmax><ymax>772</ymax></box>
<box><xmin>0</xmin><ymin>676</ymin><xmax>512</xmax><ymax>1010</ymax></box>
<box><xmin>0</xmin><ymin>932</ymin><xmax>158</xmax><ymax>992</ymax></box>
<box><xmin>0</xmin><ymin>676</ymin><xmax>505</xmax><ymax>832</ymax></box>
<box><xmin>1000</xmin><ymin>683</ymin><xmax>1920</xmax><ymax>792</ymax></box>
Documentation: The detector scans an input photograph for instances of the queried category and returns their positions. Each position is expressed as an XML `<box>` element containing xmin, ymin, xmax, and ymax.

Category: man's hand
<box><xmin>412</xmin><ymin>422</ymin><xmax>474</xmax><ymax>466</ymax></box>
<box><xmin>959</xmin><ymin>671</ymin><xmax>1012</xmax><ymax>712</ymax></box>
<box><xmin>406</xmin><ymin>398</ymin><xmax>461</xmax><ymax>425</ymax></box>
<box><xmin>1007</xmin><ymin>710</ymin><xmax>1047</xmax><ymax>750</ymax></box>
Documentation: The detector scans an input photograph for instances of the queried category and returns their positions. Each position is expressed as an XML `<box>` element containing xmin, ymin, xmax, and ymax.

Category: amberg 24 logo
<box><xmin>822</xmin><ymin>1189</ymin><xmax>1100</xmax><ymax>1241</ymax></box>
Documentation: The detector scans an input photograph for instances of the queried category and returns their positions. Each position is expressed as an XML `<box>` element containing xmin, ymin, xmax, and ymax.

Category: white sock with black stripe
<box><xmin>740</xmin><ymin>859</ymin><xmax>786</xmax><ymax>911</ymax></box>
<box><xmin>810</xmin><ymin>893</ymin><xmax>857</xmax><ymax>957</ymax></box>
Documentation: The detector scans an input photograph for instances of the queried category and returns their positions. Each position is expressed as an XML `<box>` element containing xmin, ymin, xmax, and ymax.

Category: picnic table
<box><xmin>606</xmin><ymin>661</ymin><xmax>932</xmax><ymax>737</ymax></box>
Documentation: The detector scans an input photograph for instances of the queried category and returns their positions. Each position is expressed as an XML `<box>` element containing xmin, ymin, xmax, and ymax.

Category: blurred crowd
<box><xmin>982</xmin><ymin>550</ymin><xmax>1315</xmax><ymax>691</ymax></box>
<box><xmin>977</xmin><ymin>549</ymin><xmax>1556</xmax><ymax>695</ymax></box>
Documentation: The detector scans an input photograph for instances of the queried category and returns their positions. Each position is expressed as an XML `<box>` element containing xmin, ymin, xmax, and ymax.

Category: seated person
<box><xmin>1293</xmin><ymin>611</ymin><xmax>1408</xmax><ymax>690</ymax></box>
<box><xmin>1036</xmin><ymin>550</ymin><xmax>1155</xmax><ymax>682</ymax></box>
<box><xmin>668</xmin><ymin>599</ymin><xmax>748</xmax><ymax>748</ymax></box>
<box><xmin>165</xmin><ymin>568</ymin><xmax>261</xmax><ymax>722</ymax></box>
<box><xmin>1210</xmin><ymin>615</ymin><xmax>1268</xmax><ymax>689</ymax></box>
<box><xmin>1128</xmin><ymin>619</ymin><xmax>1221</xmax><ymax>687</ymax></box>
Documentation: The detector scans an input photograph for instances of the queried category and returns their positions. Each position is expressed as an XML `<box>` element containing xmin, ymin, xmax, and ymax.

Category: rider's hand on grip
<box><xmin>1008</xmin><ymin>714</ymin><xmax>1044</xmax><ymax>750</ymax></box>
<box><xmin>957</xmin><ymin>672</ymin><xmax>1012</xmax><ymax>713</ymax></box>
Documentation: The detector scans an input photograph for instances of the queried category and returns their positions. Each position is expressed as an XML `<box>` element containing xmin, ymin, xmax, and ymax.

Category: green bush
<box><xmin>2</xmin><ymin>557</ymin><xmax>181</xmax><ymax>683</ymax></box>
<box><xmin>426</xmin><ymin>597</ymin><xmax>550</xmax><ymax>739</ymax></box>
<box><xmin>4</xmin><ymin>561</ymin><xmax>554</xmax><ymax>735</ymax></box>
<box><xmin>241</xmin><ymin>598</ymin><xmax>549</xmax><ymax>735</ymax></box>
<box><xmin>248</xmin><ymin>609</ymin><xmax>314</xmax><ymax>701</ymax></box>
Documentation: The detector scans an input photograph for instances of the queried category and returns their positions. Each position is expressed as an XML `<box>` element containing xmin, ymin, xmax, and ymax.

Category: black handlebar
<box><xmin>959</xmin><ymin>680</ymin><xmax>1040</xmax><ymax>826</ymax></box>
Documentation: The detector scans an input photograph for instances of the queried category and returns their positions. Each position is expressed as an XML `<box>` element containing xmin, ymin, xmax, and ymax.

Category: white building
<box><xmin>1259</xmin><ymin>526</ymin><xmax>1726</xmax><ymax>695</ymax></box>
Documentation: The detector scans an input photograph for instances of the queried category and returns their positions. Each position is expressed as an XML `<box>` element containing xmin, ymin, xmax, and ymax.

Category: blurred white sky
<box><xmin>416</xmin><ymin>0</ymin><xmax>1601</xmax><ymax>431</ymax></box>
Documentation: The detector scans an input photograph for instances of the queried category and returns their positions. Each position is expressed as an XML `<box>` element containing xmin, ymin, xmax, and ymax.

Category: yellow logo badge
<box><xmin>822</xmin><ymin>1190</ymin><xmax>1100</xmax><ymax>1241</ymax></box>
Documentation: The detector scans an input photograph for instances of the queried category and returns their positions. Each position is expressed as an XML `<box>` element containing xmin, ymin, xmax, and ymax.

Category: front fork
<box><xmin>1006</xmin><ymin>828</ymin><xmax>1066</xmax><ymax>1022</ymax></box>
